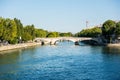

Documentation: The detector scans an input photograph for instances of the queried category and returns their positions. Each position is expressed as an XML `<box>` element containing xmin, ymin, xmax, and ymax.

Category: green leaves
<box><xmin>59</xmin><ymin>32</ymin><xmax>73</xmax><ymax>37</ymax></box>
<box><xmin>22</xmin><ymin>25</ymin><xmax>35</xmax><ymax>41</ymax></box>
<box><xmin>0</xmin><ymin>17</ymin><xmax>119</xmax><ymax>44</ymax></box>
<box><xmin>47</xmin><ymin>32</ymin><xmax>59</xmax><ymax>38</ymax></box>
<box><xmin>14</xmin><ymin>18</ymin><xmax>24</xmax><ymax>39</ymax></box>
<box><xmin>35</xmin><ymin>29</ymin><xmax>47</xmax><ymax>38</ymax></box>
<box><xmin>0</xmin><ymin>17</ymin><xmax>4</xmax><ymax>37</ymax></box>
<box><xmin>115</xmin><ymin>21</ymin><xmax>120</xmax><ymax>36</ymax></box>
<box><xmin>75</xmin><ymin>27</ymin><xmax>102</xmax><ymax>37</ymax></box>
<box><xmin>0</xmin><ymin>17</ymin><xmax>74</xmax><ymax>44</ymax></box>
<box><xmin>46</xmin><ymin>32</ymin><xmax>73</xmax><ymax>37</ymax></box>
<box><xmin>2</xmin><ymin>18</ymin><xmax>17</xmax><ymax>43</ymax></box>
<box><xmin>101</xmin><ymin>20</ymin><xmax>117</xmax><ymax>43</ymax></box>
<box><xmin>75</xmin><ymin>20</ymin><xmax>120</xmax><ymax>43</ymax></box>
<box><xmin>102</xmin><ymin>20</ymin><xmax>116</xmax><ymax>36</ymax></box>
<box><xmin>22</xmin><ymin>32</ymin><xmax>32</xmax><ymax>41</ymax></box>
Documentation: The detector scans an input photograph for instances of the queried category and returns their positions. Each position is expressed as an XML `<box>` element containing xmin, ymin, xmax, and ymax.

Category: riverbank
<box><xmin>107</xmin><ymin>43</ymin><xmax>120</xmax><ymax>47</ymax></box>
<box><xmin>0</xmin><ymin>42</ymin><xmax>41</xmax><ymax>52</ymax></box>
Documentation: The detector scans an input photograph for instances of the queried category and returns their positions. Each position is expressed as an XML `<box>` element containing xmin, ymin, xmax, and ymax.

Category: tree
<box><xmin>35</xmin><ymin>29</ymin><xmax>47</xmax><ymax>37</ymax></box>
<box><xmin>54</xmin><ymin>32</ymin><xmax>59</xmax><ymax>37</ymax></box>
<box><xmin>22</xmin><ymin>32</ymin><xmax>32</xmax><ymax>42</ymax></box>
<box><xmin>75</xmin><ymin>27</ymin><xmax>102</xmax><ymax>37</ymax></box>
<box><xmin>68</xmin><ymin>32</ymin><xmax>73</xmax><ymax>37</ymax></box>
<box><xmin>59</xmin><ymin>32</ymin><xmax>73</xmax><ymax>37</ymax></box>
<box><xmin>23</xmin><ymin>25</ymin><xmax>35</xmax><ymax>40</ymax></box>
<box><xmin>102</xmin><ymin>20</ymin><xmax>116</xmax><ymax>43</ymax></box>
<box><xmin>115</xmin><ymin>21</ymin><xmax>120</xmax><ymax>37</ymax></box>
<box><xmin>0</xmin><ymin>17</ymin><xmax>4</xmax><ymax>38</ymax></box>
<box><xmin>2</xmin><ymin>18</ymin><xmax>17</xmax><ymax>44</ymax></box>
<box><xmin>14</xmin><ymin>18</ymin><xmax>24</xmax><ymax>40</ymax></box>
<box><xmin>47</xmin><ymin>32</ymin><xmax>57</xmax><ymax>37</ymax></box>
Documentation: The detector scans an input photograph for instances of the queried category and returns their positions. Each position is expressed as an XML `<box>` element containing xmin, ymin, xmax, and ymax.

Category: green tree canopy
<box><xmin>35</xmin><ymin>29</ymin><xmax>47</xmax><ymax>37</ymax></box>
<box><xmin>0</xmin><ymin>17</ymin><xmax>4</xmax><ymax>38</ymax></box>
<box><xmin>2</xmin><ymin>18</ymin><xmax>17</xmax><ymax>43</ymax></box>
<box><xmin>59</xmin><ymin>32</ymin><xmax>73</xmax><ymax>37</ymax></box>
<box><xmin>14</xmin><ymin>18</ymin><xmax>24</xmax><ymax>39</ymax></box>
<box><xmin>101</xmin><ymin>20</ymin><xmax>116</xmax><ymax>43</ymax></box>
<box><xmin>75</xmin><ymin>27</ymin><xmax>102</xmax><ymax>37</ymax></box>
<box><xmin>22</xmin><ymin>32</ymin><xmax>32</xmax><ymax>42</ymax></box>
<box><xmin>115</xmin><ymin>21</ymin><xmax>120</xmax><ymax>37</ymax></box>
<box><xmin>47</xmin><ymin>32</ymin><xmax>59</xmax><ymax>37</ymax></box>
<box><xmin>23</xmin><ymin>25</ymin><xmax>35</xmax><ymax>40</ymax></box>
<box><xmin>102</xmin><ymin>20</ymin><xmax>116</xmax><ymax>36</ymax></box>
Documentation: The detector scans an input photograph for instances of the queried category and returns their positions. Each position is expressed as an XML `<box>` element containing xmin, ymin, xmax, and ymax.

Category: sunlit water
<box><xmin>0</xmin><ymin>41</ymin><xmax>120</xmax><ymax>80</ymax></box>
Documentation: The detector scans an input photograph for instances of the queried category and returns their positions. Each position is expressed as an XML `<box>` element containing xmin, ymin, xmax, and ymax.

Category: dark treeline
<box><xmin>75</xmin><ymin>20</ymin><xmax>120</xmax><ymax>43</ymax></box>
<box><xmin>1</xmin><ymin>17</ymin><xmax>120</xmax><ymax>44</ymax></box>
<box><xmin>74</xmin><ymin>27</ymin><xmax>102</xmax><ymax>37</ymax></box>
<box><xmin>0</xmin><ymin>17</ymin><xmax>73</xmax><ymax>44</ymax></box>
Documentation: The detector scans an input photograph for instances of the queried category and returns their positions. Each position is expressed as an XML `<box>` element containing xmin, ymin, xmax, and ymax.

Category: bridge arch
<box><xmin>34</xmin><ymin>37</ymin><xmax>100</xmax><ymax>46</ymax></box>
<box><xmin>50</xmin><ymin>38</ymin><xmax>80</xmax><ymax>45</ymax></box>
<box><xmin>80</xmin><ymin>39</ymin><xmax>101</xmax><ymax>45</ymax></box>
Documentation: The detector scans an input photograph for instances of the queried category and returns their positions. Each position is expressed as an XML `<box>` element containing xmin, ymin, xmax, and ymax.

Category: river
<box><xmin>0</xmin><ymin>41</ymin><xmax>120</xmax><ymax>80</ymax></box>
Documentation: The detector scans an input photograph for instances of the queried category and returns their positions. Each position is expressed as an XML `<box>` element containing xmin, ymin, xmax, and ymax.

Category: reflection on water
<box><xmin>102</xmin><ymin>46</ymin><xmax>120</xmax><ymax>54</ymax></box>
<box><xmin>0</xmin><ymin>42</ymin><xmax>120</xmax><ymax>80</ymax></box>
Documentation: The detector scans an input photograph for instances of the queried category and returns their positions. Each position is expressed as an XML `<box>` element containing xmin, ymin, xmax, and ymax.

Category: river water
<box><xmin>0</xmin><ymin>41</ymin><xmax>120</xmax><ymax>80</ymax></box>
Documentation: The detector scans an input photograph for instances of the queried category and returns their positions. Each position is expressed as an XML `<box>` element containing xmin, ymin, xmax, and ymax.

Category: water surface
<box><xmin>0</xmin><ymin>41</ymin><xmax>120</xmax><ymax>80</ymax></box>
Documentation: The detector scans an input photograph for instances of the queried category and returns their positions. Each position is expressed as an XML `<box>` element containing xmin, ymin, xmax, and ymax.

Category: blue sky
<box><xmin>0</xmin><ymin>0</ymin><xmax>120</xmax><ymax>33</ymax></box>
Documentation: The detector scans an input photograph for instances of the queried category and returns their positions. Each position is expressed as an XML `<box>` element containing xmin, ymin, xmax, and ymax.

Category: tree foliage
<box><xmin>14</xmin><ymin>18</ymin><xmax>24</xmax><ymax>39</ymax></box>
<box><xmin>115</xmin><ymin>21</ymin><xmax>120</xmax><ymax>36</ymax></box>
<box><xmin>101</xmin><ymin>20</ymin><xmax>116</xmax><ymax>43</ymax></box>
<box><xmin>0</xmin><ymin>17</ymin><xmax>49</xmax><ymax>44</ymax></box>
<box><xmin>1</xmin><ymin>17</ymin><xmax>119</xmax><ymax>44</ymax></box>
<box><xmin>23</xmin><ymin>25</ymin><xmax>35</xmax><ymax>40</ymax></box>
<box><xmin>35</xmin><ymin>29</ymin><xmax>47</xmax><ymax>37</ymax></box>
<box><xmin>102</xmin><ymin>20</ymin><xmax>116</xmax><ymax>37</ymax></box>
<box><xmin>22</xmin><ymin>32</ymin><xmax>32</xmax><ymax>42</ymax></box>
<box><xmin>59</xmin><ymin>32</ymin><xmax>73</xmax><ymax>37</ymax></box>
<box><xmin>75</xmin><ymin>20</ymin><xmax>120</xmax><ymax>43</ymax></box>
<box><xmin>2</xmin><ymin>18</ymin><xmax>17</xmax><ymax>43</ymax></box>
<box><xmin>47</xmin><ymin>32</ymin><xmax>59</xmax><ymax>37</ymax></box>
<box><xmin>0</xmin><ymin>17</ymin><xmax>74</xmax><ymax>44</ymax></box>
<box><xmin>0</xmin><ymin>17</ymin><xmax>4</xmax><ymax>38</ymax></box>
<box><xmin>75</xmin><ymin>27</ymin><xmax>102</xmax><ymax>37</ymax></box>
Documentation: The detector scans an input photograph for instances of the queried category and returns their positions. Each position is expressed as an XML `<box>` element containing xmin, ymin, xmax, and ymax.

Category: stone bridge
<box><xmin>34</xmin><ymin>37</ymin><xmax>100</xmax><ymax>45</ymax></box>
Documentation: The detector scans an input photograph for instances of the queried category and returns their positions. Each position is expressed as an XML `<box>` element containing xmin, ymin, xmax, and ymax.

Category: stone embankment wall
<box><xmin>107</xmin><ymin>43</ymin><xmax>120</xmax><ymax>47</ymax></box>
<box><xmin>0</xmin><ymin>42</ymin><xmax>41</xmax><ymax>52</ymax></box>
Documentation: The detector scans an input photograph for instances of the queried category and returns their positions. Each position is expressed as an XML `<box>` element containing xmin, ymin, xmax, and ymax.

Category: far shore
<box><xmin>107</xmin><ymin>43</ymin><xmax>120</xmax><ymax>47</ymax></box>
<box><xmin>0</xmin><ymin>42</ymin><xmax>41</xmax><ymax>53</ymax></box>
<box><xmin>0</xmin><ymin>41</ymin><xmax>120</xmax><ymax>54</ymax></box>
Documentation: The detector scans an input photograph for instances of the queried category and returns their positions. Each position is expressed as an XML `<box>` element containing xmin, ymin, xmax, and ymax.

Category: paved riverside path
<box><xmin>0</xmin><ymin>42</ymin><xmax>41</xmax><ymax>52</ymax></box>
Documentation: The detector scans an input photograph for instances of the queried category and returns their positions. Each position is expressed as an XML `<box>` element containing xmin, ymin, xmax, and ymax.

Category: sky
<box><xmin>0</xmin><ymin>0</ymin><xmax>120</xmax><ymax>33</ymax></box>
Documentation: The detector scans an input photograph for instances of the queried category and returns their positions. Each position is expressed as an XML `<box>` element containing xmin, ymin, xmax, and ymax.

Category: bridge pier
<box><xmin>50</xmin><ymin>41</ymin><xmax>56</xmax><ymax>45</ymax></box>
<box><xmin>75</xmin><ymin>41</ymin><xmax>79</xmax><ymax>45</ymax></box>
<box><xmin>41</xmin><ymin>41</ymin><xmax>45</xmax><ymax>45</ymax></box>
<box><xmin>34</xmin><ymin>37</ymin><xmax>97</xmax><ymax>46</ymax></box>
